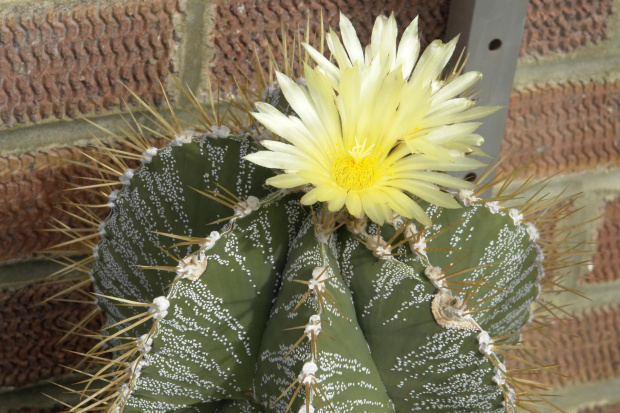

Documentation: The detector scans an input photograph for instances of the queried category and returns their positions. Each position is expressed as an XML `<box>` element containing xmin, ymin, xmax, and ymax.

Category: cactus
<box><xmin>46</xmin><ymin>11</ymin><xmax>584</xmax><ymax>413</ymax></box>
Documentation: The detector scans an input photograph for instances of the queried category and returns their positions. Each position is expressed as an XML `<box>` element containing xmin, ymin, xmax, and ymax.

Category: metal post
<box><xmin>444</xmin><ymin>0</ymin><xmax>529</xmax><ymax>183</ymax></box>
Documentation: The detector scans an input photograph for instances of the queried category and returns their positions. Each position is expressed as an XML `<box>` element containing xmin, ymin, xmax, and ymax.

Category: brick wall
<box><xmin>1</xmin><ymin>0</ymin><xmax>619</xmax><ymax>411</ymax></box>
<box><xmin>501</xmin><ymin>0</ymin><xmax>620</xmax><ymax>411</ymax></box>
<box><xmin>0</xmin><ymin>0</ymin><xmax>211</xmax><ymax>410</ymax></box>
<box><xmin>0</xmin><ymin>0</ymin><xmax>180</xmax><ymax>126</ymax></box>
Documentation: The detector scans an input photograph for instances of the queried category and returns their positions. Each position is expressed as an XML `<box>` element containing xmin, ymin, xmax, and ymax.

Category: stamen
<box><xmin>331</xmin><ymin>155</ymin><xmax>381</xmax><ymax>190</ymax></box>
<box><xmin>330</xmin><ymin>140</ymin><xmax>388</xmax><ymax>191</ymax></box>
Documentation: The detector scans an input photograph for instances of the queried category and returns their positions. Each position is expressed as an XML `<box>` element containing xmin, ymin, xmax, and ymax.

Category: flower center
<box><xmin>329</xmin><ymin>138</ymin><xmax>390</xmax><ymax>191</ymax></box>
<box><xmin>331</xmin><ymin>154</ymin><xmax>381</xmax><ymax>190</ymax></box>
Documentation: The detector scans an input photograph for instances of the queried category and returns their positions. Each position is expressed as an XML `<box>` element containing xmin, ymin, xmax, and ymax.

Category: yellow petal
<box><xmin>396</xmin><ymin>17</ymin><xmax>420</xmax><ymax>78</ymax></box>
<box><xmin>345</xmin><ymin>191</ymin><xmax>363</xmax><ymax>217</ymax></box>
<box><xmin>431</xmin><ymin>71</ymin><xmax>482</xmax><ymax>105</ymax></box>
<box><xmin>409</xmin><ymin>37</ymin><xmax>458</xmax><ymax>88</ymax></box>
<box><xmin>275</xmin><ymin>72</ymin><xmax>333</xmax><ymax>156</ymax></box>
<box><xmin>380</xmin><ymin>188</ymin><xmax>431</xmax><ymax>226</ymax></box>
<box><xmin>243</xmin><ymin>151</ymin><xmax>300</xmax><ymax>170</ymax></box>
<box><xmin>394</xmin><ymin>180</ymin><xmax>461</xmax><ymax>208</ymax></box>
<box><xmin>304</xmin><ymin>64</ymin><xmax>342</xmax><ymax>142</ymax></box>
<box><xmin>339</xmin><ymin>12</ymin><xmax>364</xmax><ymax>64</ymax></box>
<box><xmin>327</xmin><ymin>189</ymin><xmax>347</xmax><ymax>211</ymax></box>
<box><xmin>266</xmin><ymin>173</ymin><xmax>308</xmax><ymax>189</ymax></box>
<box><xmin>327</xmin><ymin>30</ymin><xmax>353</xmax><ymax>69</ymax></box>
<box><xmin>393</xmin><ymin>171</ymin><xmax>474</xmax><ymax>190</ymax></box>
<box><xmin>359</xmin><ymin>191</ymin><xmax>390</xmax><ymax>224</ymax></box>
<box><xmin>303</xmin><ymin>42</ymin><xmax>340</xmax><ymax>82</ymax></box>
<box><xmin>422</xmin><ymin>106</ymin><xmax>502</xmax><ymax>129</ymax></box>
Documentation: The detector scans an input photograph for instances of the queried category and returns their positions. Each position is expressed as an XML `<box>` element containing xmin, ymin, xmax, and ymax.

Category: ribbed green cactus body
<box><xmin>91</xmin><ymin>134</ymin><xmax>540</xmax><ymax>412</ymax></box>
<box><xmin>255</xmin><ymin>216</ymin><xmax>395</xmax><ymax>412</ymax></box>
<box><xmin>93</xmin><ymin>135</ymin><xmax>273</xmax><ymax>337</ymax></box>
<box><xmin>169</xmin><ymin>399</ymin><xmax>265</xmax><ymax>412</ymax></box>
<box><xmin>124</xmin><ymin>194</ymin><xmax>303</xmax><ymax>411</ymax></box>
<box><xmin>339</xmin><ymin>225</ymin><xmax>504</xmax><ymax>412</ymax></box>
<box><xmin>422</xmin><ymin>204</ymin><xmax>540</xmax><ymax>338</ymax></box>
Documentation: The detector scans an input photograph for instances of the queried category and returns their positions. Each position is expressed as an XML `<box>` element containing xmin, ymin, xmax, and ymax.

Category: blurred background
<box><xmin>0</xmin><ymin>0</ymin><xmax>618</xmax><ymax>412</ymax></box>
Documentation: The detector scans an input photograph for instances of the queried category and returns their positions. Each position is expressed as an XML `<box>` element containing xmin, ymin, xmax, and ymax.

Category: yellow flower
<box><xmin>245</xmin><ymin>13</ymin><xmax>499</xmax><ymax>225</ymax></box>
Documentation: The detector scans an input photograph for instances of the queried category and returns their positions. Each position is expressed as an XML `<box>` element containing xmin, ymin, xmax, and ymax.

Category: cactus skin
<box><xmin>93</xmin><ymin>135</ymin><xmax>274</xmax><ymax>334</ymax></box>
<box><xmin>81</xmin><ymin>116</ymin><xmax>548</xmax><ymax>413</ymax></box>
<box><xmin>255</xmin><ymin>216</ymin><xmax>395</xmax><ymax>412</ymax></box>
<box><xmin>123</xmin><ymin>193</ymin><xmax>303</xmax><ymax>411</ymax></box>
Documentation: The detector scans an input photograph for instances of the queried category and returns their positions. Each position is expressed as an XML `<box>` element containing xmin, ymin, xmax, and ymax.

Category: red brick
<box><xmin>210</xmin><ymin>0</ymin><xmax>450</xmax><ymax>95</ymax></box>
<box><xmin>0</xmin><ymin>281</ymin><xmax>102</xmax><ymax>388</ymax></box>
<box><xmin>508</xmin><ymin>306</ymin><xmax>620</xmax><ymax>387</ymax></box>
<box><xmin>0</xmin><ymin>138</ymin><xmax>167</xmax><ymax>261</ymax></box>
<box><xmin>586</xmin><ymin>195</ymin><xmax>620</xmax><ymax>283</ymax></box>
<box><xmin>501</xmin><ymin>80</ymin><xmax>620</xmax><ymax>177</ymax></box>
<box><xmin>0</xmin><ymin>146</ymin><xmax>105</xmax><ymax>260</ymax></box>
<box><xmin>0</xmin><ymin>0</ymin><xmax>183</xmax><ymax>126</ymax></box>
<box><xmin>520</xmin><ymin>0</ymin><xmax>614</xmax><ymax>60</ymax></box>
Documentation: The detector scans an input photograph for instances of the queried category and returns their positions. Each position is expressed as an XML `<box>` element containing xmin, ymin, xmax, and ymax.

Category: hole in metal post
<box><xmin>464</xmin><ymin>172</ymin><xmax>477</xmax><ymax>182</ymax></box>
<box><xmin>488</xmin><ymin>39</ymin><xmax>502</xmax><ymax>51</ymax></box>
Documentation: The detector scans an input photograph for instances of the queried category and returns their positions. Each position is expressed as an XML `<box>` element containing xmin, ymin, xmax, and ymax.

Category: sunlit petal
<box><xmin>431</xmin><ymin>71</ymin><xmax>482</xmax><ymax>104</ymax></box>
<box><xmin>266</xmin><ymin>173</ymin><xmax>308</xmax><ymax>188</ymax></box>
<box><xmin>327</xmin><ymin>30</ymin><xmax>353</xmax><ymax>70</ymax></box>
<box><xmin>396</xmin><ymin>17</ymin><xmax>420</xmax><ymax>78</ymax></box>
<box><xmin>244</xmin><ymin>151</ymin><xmax>302</xmax><ymax>170</ymax></box>
<box><xmin>303</xmin><ymin>42</ymin><xmax>340</xmax><ymax>82</ymax></box>
<box><xmin>339</xmin><ymin>12</ymin><xmax>364</xmax><ymax>64</ymax></box>
<box><xmin>345</xmin><ymin>191</ymin><xmax>363</xmax><ymax>217</ymax></box>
